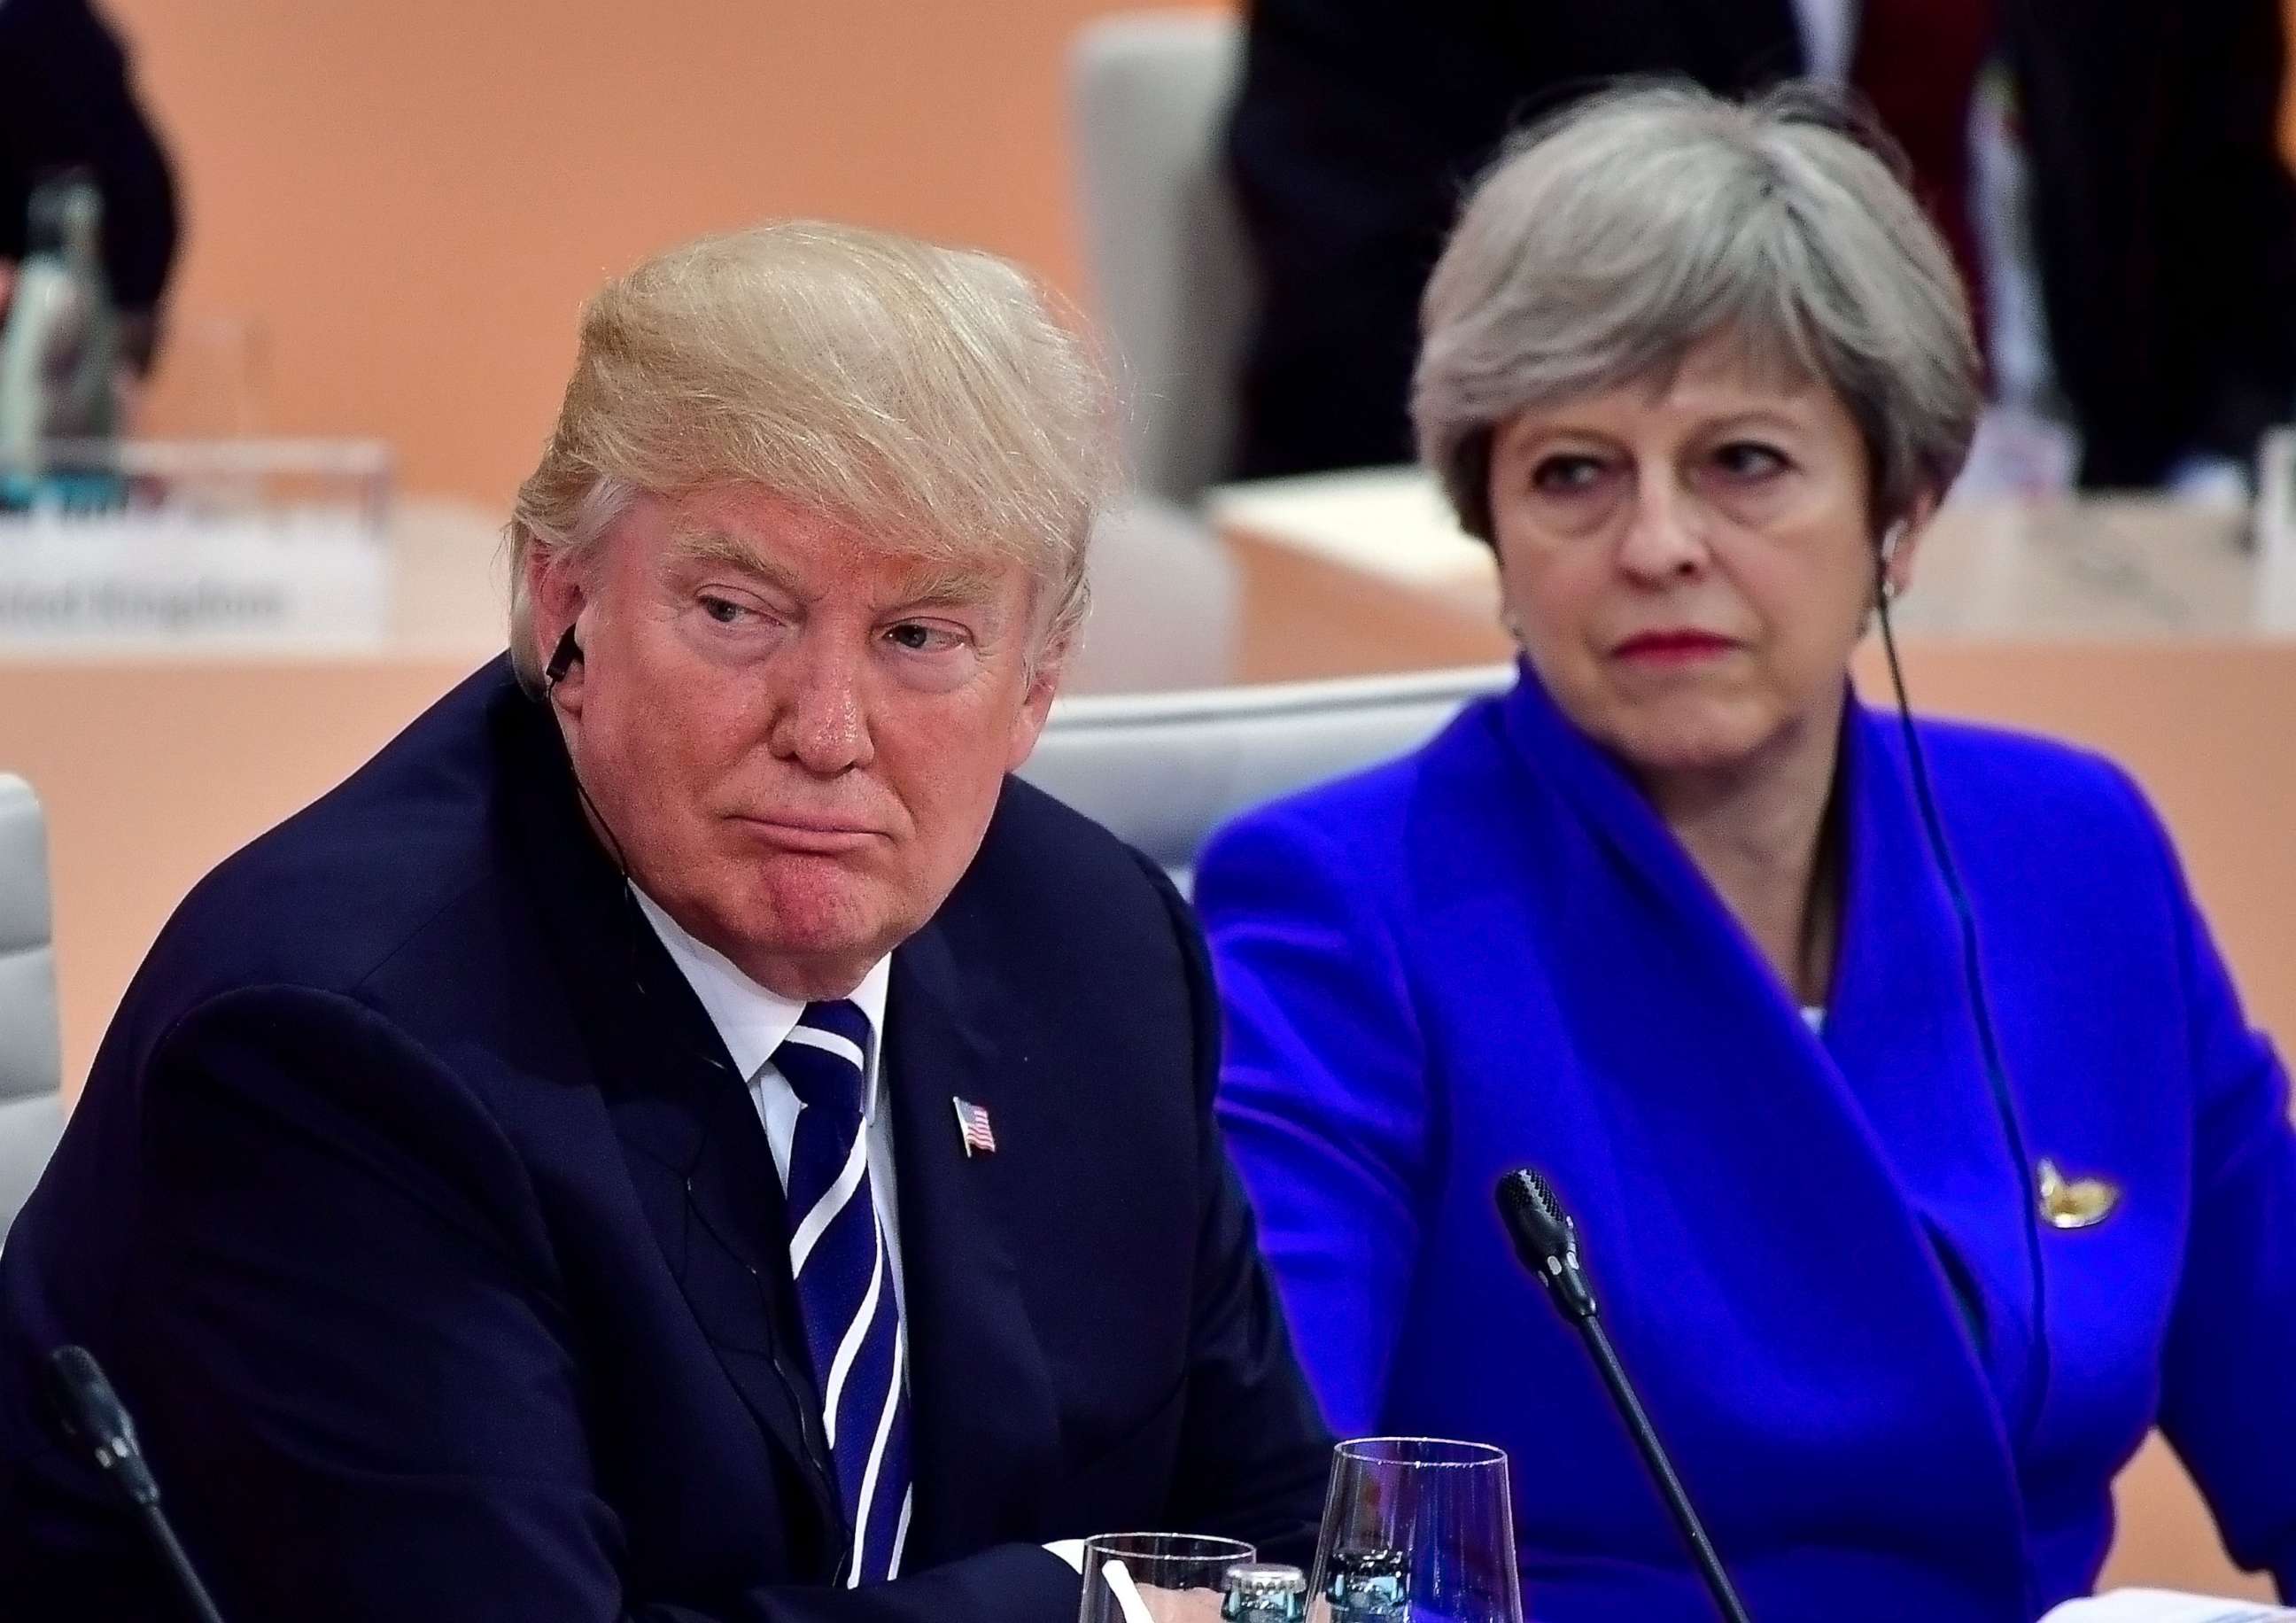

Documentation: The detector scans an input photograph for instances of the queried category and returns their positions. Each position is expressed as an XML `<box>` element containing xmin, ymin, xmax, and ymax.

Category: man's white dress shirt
<box><xmin>632</xmin><ymin>889</ymin><xmax>1090</xmax><ymax>1576</ymax></box>
<box><xmin>631</xmin><ymin>887</ymin><xmax>904</xmax><ymax>1312</ymax></box>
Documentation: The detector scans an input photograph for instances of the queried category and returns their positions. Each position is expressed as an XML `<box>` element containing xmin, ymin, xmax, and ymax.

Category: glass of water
<box><xmin>1309</xmin><ymin>1437</ymin><xmax>1523</xmax><ymax>1623</ymax></box>
<box><xmin>1078</xmin><ymin>1532</ymin><xmax>1257</xmax><ymax>1623</ymax></box>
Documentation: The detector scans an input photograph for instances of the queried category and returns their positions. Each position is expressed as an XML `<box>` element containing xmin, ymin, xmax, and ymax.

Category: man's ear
<box><xmin>1004</xmin><ymin>637</ymin><xmax>1068</xmax><ymax>773</ymax></box>
<box><xmin>525</xmin><ymin>547</ymin><xmax>588</xmax><ymax>704</ymax></box>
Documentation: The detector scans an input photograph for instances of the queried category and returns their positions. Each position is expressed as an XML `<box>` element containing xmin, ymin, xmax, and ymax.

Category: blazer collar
<box><xmin>1824</xmin><ymin>702</ymin><xmax>2049</xmax><ymax>1441</ymax></box>
<box><xmin>629</xmin><ymin>883</ymin><xmax>893</xmax><ymax>1122</ymax></box>
<box><xmin>1489</xmin><ymin>664</ymin><xmax>2036</xmax><ymax>1572</ymax></box>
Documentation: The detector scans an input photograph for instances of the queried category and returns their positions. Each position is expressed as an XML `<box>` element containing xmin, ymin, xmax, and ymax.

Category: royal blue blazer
<box><xmin>1198</xmin><ymin>667</ymin><xmax>2296</xmax><ymax>1622</ymax></box>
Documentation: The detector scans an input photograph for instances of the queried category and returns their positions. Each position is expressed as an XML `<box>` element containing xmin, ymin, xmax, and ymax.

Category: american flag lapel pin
<box><xmin>952</xmin><ymin>1096</ymin><xmax>997</xmax><ymax>1158</ymax></box>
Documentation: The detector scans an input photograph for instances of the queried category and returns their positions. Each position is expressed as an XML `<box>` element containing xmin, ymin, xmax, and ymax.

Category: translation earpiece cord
<box><xmin>547</xmin><ymin>692</ymin><xmax>850</xmax><ymax>1557</ymax></box>
<box><xmin>1873</xmin><ymin>584</ymin><xmax>2052</xmax><ymax>1427</ymax></box>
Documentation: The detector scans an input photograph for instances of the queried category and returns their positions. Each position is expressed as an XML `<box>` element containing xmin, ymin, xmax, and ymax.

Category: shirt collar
<box><xmin>629</xmin><ymin>884</ymin><xmax>892</xmax><ymax>1119</ymax></box>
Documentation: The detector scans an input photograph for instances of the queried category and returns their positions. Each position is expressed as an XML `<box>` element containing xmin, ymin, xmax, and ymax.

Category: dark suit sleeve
<box><xmin>1135</xmin><ymin>851</ymin><xmax>1335</xmax><ymax>1569</ymax></box>
<box><xmin>2122</xmin><ymin>789</ymin><xmax>2296</xmax><ymax>1596</ymax></box>
<box><xmin>1224</xmin><ymin>0</ymin><xmax>1540</xmax><ymax>478</ymax></box>
<box><xmin>2024</xmin><ymin>0</ymin><xmax>2296</xmax><ymax>482</ymax></box>
<box><xmin>115</xmin><ymin>985</ymin><xmax>1083</xmax><ymax>1623</ymax></box>
<box><xmin>0</xmin><ymin>0</ymin><xmax>180</xmax><ymax>354</ymax></box>
<box><xmin>2170</xmin><ymin>0</ymin><xmax>2296</xmax><ymax>467</ymax></box>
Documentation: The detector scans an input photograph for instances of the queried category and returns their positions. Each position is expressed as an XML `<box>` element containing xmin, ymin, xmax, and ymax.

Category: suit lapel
<box><xmin>1824</xmin><ymin>703</ymin><xmax>2046</xmax><ymax>1441</ymax></box>
<box><xmin>1488</xmin><ymin>670</ymin><xmax>2030</xmax><ymax>1581</ymax></box>
<box><xmin>492</xmin><ymin>684</ymin><xmax>841</xmax><ymax>1550</ymax></box>
<box><xmin>882</xmin><ymin>915</ymin><xmax>1061</xmax><ymax>1566</ymax></box>
<box><xmin>595</xmin><ymin>977</ymin><xmax>843</xmax><ymax>1554</ymax></box>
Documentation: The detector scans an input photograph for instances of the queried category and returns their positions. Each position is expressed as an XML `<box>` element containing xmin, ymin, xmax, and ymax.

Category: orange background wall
<box><xmin>111</xmin><ymin>0</ymin><xmax>1181</xmax><ymax>507</ymax></box>
<box><xmin>110</xmin><ymin>1</ymin><xmax>2296</xmax><ymax>511</ymax></box>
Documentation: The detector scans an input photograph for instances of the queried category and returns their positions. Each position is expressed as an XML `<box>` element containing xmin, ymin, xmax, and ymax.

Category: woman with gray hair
<box><xmin>1198</xmin><ymin>85</ymin><xmax>2296</xmax><ymax>1619</ymax></box>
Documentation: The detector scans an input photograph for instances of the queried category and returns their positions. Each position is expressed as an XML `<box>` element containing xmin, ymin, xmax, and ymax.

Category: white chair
<box><xmin>1021</xmin><ymin>665</ymin><xmax>1511</xmax><ymax>890</ymax></box>
<box><xmin>1069</xmin><ymin>10</ymin><xmax>1253</xmax><ymax>506</ymax></box>
<box><xmin>0</xmin><ymin>774</ymin><xmax>64</xmax><ymax>1239</ymax></box>
<box><xmin>1064</xmin><ymin>498</ymin><xmax>1241</xmax><ymax>695</ymax></box>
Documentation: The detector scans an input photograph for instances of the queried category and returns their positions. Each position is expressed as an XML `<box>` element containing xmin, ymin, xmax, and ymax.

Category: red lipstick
<box><xmin>1611</xmin><ymin>629</ymin><xmax>1737</xmax><ymax>664</ymax></box>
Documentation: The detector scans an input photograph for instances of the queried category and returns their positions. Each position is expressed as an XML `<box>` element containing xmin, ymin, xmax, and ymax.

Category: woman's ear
<box><xmin>1879</xmin><ymin>489</ymin><xmax>1941</xmax><ymax>601</ymax></box>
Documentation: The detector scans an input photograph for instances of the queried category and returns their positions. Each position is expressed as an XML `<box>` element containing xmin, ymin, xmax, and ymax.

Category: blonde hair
<box><xmin>508</xmin><ymin>221</ymin><xmax>1120</xmax><ymax>687</ymax></box>
<box><xmin>1415</xmin><ymin>82</ymin><xmax>1982</xmax><ymax>542</ymax></box>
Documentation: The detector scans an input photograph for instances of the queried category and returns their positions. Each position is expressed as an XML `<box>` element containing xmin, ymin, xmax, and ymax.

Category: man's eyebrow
<box><xmin>892</xmin><ymin>560</ymin><xmax>1005</xmax><ymax>609</ymax></box>
<box><xmin>663</xmin><ymin>526</ymin><xmax>1009</xmax><ymax>613</ymax></box>
<box><xmin>663</xmin><ymin>527</ymin><xmax>804</xmax><ymax>594</ymax></box>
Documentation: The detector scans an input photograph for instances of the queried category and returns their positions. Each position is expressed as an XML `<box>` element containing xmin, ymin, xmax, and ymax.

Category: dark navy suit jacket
<box><xmin>0</xmin><ymin>658</ymin><xmax>1330</xmax><ymax>1621</ymax></box>
<box><xmin>1200</xmin><ymin>668</ymin><xmax>2296</xmax><ymax>1621</ymax></box>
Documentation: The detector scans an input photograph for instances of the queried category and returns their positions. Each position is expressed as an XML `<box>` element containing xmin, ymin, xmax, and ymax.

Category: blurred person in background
<box><xmin>0</xmin><ymin>222</ymin><xmax>1329</xmax><ymax>1621</ymax></box>
<box><xmin>0</xmin><ymin>0</ymin><xmax>178</xmax><ymax>374</ymax></box>
<box><xmin>1202</xmin><ymin>87</ymin><xmax>2296</xmax><ymax>1621</ymax></box>
<box><xmin>1227</xmin><ymin>0</ymin><xmax>2296</xmax><ymax>498</ymax></box>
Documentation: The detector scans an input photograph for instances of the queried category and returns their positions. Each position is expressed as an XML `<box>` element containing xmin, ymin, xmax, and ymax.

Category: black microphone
<box><xmin>1494</xmin><ymin>1169</ymin><xmax>1753</xmax><ymax>1623</ymax></box>
<box><xmin>46</xmin><ymin>1345</ymin><xmax>228</xmax><ymax>1623</ymax></box>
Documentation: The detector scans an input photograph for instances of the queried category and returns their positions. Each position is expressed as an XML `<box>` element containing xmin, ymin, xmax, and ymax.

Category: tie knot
<box><xmin>773</xmin><ymin>999</ymin><xmax>873</xmax><ymax>1114</ymax></box>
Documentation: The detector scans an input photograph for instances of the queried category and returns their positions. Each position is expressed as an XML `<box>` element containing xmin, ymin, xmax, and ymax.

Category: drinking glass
<box><xmin>142</xmin><ymin>311</ymin><xmax>268</xmax><ymax>440</ymax></box>
<box><xmin>1078</xmin><ymin>1532</ymin><xmax>1257</xmax><ymax>1623</ymax></box>
<box><xmin>1309</xmin><ymin>1437</ymin><xmax>1523</xmax><ymax>1623</ymax></box>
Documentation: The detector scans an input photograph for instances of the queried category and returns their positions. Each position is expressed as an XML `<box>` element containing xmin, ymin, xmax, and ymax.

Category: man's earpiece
<box><xmin>544</xmin><ymin>625</ymin><xmax>583</xmax><ymax>692</ymax></box>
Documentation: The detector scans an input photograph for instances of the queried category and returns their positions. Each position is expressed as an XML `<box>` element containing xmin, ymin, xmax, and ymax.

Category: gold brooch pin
<box><xmin>2037</xmin><ymin>1159</ymin><xmax>2121</xmax><ymax>1231</ymax></box>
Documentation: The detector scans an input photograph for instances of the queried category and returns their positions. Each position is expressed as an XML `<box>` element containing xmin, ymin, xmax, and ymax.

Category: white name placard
<box><xmin>0</xmin><ymin>508</ymin><xmax>392</xmax><ymax>651</ymax></box>
<box><xmin>2044</xmin><ymin>1591</ymin><xmax>2296</xmax><ymax>1622</ymax></box>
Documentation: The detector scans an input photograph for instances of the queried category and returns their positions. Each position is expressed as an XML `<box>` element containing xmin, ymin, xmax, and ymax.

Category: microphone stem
<box><xmin>138</xmin><ymin>1502</ymin><xmax>227</xmax><ymax>1623</ymax></box>
<box><xmin>1578</xmin><ymin>1316</ymin><xmax>1754</xmax><ymax>1623</ymax></box>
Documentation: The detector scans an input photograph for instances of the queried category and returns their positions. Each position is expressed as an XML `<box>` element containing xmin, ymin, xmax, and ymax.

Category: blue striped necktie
<box><xmin>773</xmin><ymin>1000</ymin><xmax>913</xmax><ymax>1585</ymax></box>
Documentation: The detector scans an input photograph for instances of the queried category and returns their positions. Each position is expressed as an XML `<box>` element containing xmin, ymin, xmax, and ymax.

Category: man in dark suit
<box><xmin>0</xmin><ymin>221</ymin><xmax>1331</xmax><ymax>1620</ymax></box>
<box><xmin>0</xmin><ymin>0</ymin><xmax>178</xmax><ymax>371</ymax></box>
<box><xmin>1228</xmin><ymin>0</ymin><xmax>2296</xmax><ymax>491</ymax></box>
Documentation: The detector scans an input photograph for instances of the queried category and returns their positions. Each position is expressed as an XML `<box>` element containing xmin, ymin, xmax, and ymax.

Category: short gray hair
<box><xmin>1414</xmin><ymin>82</ymin><xmax>1982</xmax><ymax>541</ymax></box>
<box><xmin>508</xmin><ymin>221</ymin><xmax>1120</xmax><ymax>688</ymax></box>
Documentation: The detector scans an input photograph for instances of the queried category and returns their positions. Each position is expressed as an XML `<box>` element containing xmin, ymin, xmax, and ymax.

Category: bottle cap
<box><xmin>1225</xmin><ymin>1564</ymin><xmax>1307</xmax><ymax>1598</ymax></box>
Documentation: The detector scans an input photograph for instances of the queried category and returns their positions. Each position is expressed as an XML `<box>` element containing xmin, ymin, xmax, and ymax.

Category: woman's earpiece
<box><xmin>1877</xmin><ymin>520</ymin><xmax>1909</xmax><ymax>606</ymax></box>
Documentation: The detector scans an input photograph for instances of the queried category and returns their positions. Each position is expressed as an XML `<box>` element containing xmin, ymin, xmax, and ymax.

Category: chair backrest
<box><xmin>0</xmin><ymin>774</ymin><xmax>64</xmax><ymax>1239</ymax></box>
<box><xmin>1063</xmin><ymin>498</ymin><xmax>1240</xmax><ymax>695</ymax></box>
<box><xmin>1069</xmin><ymin>10</ymin><xmax>1252</xmax><ymax>506</ymax></box>
<box><xmin>1020</xmin><ymin>665</ymin><xmax>1511</xmax><ymax>889</ymax></box>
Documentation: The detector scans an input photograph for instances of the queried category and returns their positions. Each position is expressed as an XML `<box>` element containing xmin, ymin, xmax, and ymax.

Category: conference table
<box><xmin>3</xmin><ymin>469</ymin><xmax>2292</xmax><ymax>1601</ymax></box>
